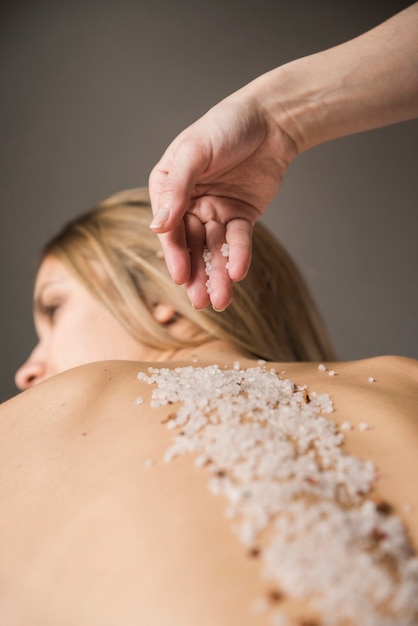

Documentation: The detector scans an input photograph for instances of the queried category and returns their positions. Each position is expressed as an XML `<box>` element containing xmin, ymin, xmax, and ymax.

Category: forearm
<box><xmin>242</xmin><ymin>2</ymin><xmax>418</xmax><ymax>153</ymax></box>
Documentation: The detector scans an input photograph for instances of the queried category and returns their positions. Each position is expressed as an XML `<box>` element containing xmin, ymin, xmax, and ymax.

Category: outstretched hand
<box><xmin>149</xmin><ymin>95</ymin><xmax>297</xmax><ymax>311</ymax></box>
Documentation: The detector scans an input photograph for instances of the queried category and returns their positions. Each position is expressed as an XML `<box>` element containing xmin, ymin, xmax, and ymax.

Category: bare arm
<box><xmin>149</xmin><ymin>3</ymin><xmax>418</xmax><ymax>311</ymax></box>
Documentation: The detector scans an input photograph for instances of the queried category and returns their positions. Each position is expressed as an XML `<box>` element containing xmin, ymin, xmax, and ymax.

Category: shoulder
<box><xmin>337</xmin><ymin>354</ymin><xmax>418</xmax><ymax>383</ymax></box>
<box><xmin>1</xmin><ymin>360</ymin><xmax>148</xmax><ymax>414</ymax></box>
<box><xmin>329</xmin><ymin>355</ymin><xmax>418</xmax><ymax>411</ymax></box>
<box><xmin>292</xmin><ymin>355</ymin><xmax>418</xmax><ymax>429</ymax></box>
<box><xmin>276</xmin><ymin>355</ymin><xmax>418</xmax><ymax>406</ymax></box>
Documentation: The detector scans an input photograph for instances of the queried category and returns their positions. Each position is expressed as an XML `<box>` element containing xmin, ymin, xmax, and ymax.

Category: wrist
<box><xmin>243</xmin><ymin>51</ymin><xmax>379</xmax><ymax>155</ymax></box>
<box><xmin>242</xmin><ymin>61</ymin><xmax>332</xmax><ymax>154</ymax></box>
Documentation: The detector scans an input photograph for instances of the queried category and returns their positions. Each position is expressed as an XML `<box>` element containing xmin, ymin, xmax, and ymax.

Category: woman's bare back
<box><xmin>0</xmin><ymin>356</ymin><xmax>417</xmax><ymax>625</ymax></box>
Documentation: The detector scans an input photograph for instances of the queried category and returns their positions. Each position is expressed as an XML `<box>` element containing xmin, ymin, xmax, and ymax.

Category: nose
<box><xmin>14</xmin><ymin>345</ymin><xmax>46</xmax><ymax>391</ymax></box>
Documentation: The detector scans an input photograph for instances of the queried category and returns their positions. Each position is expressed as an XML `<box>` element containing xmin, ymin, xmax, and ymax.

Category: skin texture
<box><xmin>0</xmin><ymin>355</ymin><xmax>417</xmax><ymax>625</ymax></box>
<box><xmin>149</xmin><ymin>3</ymin><xmax>418</xmax><ymax>311</ymax></box>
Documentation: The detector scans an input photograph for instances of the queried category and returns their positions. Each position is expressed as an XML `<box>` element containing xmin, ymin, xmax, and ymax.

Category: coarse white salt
<box><xmin>134</xmin><ymin>396</ymin><xmax>144</xmax><ymax>405</ymax></box>
<box><xmin>340</xmin><ymin>421</ymin><xmax>352</xmax><ymax>431</ymax></box>
<box><xmin>139</xmin><ymin>364</ymin><xmax>418</xmax><ymax>625</ymax></box>
<box><xmin>318</xmin><ymin>363</ymin><xmax>327</xmax><ymax>372</ymax></box>
<box><xmin>202</xmin><ymin>248</ymin><xmax>213</xmax><ymax>263</ymax></box>
<box><xmin>194</xmin><ymin>455</ymin><xmax>209</xmax><ymax>468</ymax></box>
<box><xmin>258</xmin><ymin>359</ymin><xmax>266</xmax><ymax>366</ymax></box>
<box><xmin>144</xmin><ymin>458</ymin><xmax>154</xmax><ymax>468</ymax></box>
<box><xmin>203</xmin><ymin>248</ymin><xmax>214</xmax><ymax>294</ymax></box>
<box><xmin>328</xmin><ymin>370</ymin><xmax>335</xmax><ymax>377</ymax></box>
<box><xmin>368</xmin><ymin>376</ymin><xmax>375</xmax><ymax>383</ymax></box>
<box><xmin>359</xmin><ymin>422</ymin><xmax>371</xmax><ymax>431</ymax></box>
<box><xmin>221</xmin><ymin>243</ymin><xmax>230</xmax><ymax>257</ymax></box>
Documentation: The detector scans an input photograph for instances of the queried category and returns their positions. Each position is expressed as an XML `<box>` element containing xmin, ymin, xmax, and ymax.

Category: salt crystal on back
<box><xmin>140</xmin><ymin>364</ymin><xmax>418</xmax><ymax>625</ymax></box>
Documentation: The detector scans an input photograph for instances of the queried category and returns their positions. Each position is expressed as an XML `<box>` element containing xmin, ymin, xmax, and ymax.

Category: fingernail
<box><xmin>150</xmin><ymin>208</ymin><xmax>170</xmax><ymax>230</ymax></box>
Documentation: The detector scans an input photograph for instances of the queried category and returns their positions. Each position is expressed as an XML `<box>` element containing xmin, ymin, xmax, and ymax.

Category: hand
<box><xmin>149</xmin><ymin>95</ymin><xmax>297</xmax><ymax>311</ymax></box>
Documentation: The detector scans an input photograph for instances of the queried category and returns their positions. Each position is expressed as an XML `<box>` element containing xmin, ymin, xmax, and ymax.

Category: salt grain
<box><xmin>204</xmin><ymin>245</ymin><xmax>230</xmax><ymax>294</ymax></box>
<box><xmin>368</xmin><ymin>377</ymin><xmax>375</xmax><ymax>383</ymax></box>
<box><xmin>359</xmin><ymin>422</ymin><xmax>371</xmax><ymax>431</ymax></box>
<box><xmin>340</xmin><ymin>421</ymin><xmax>352</xmax><ymax>431</ymax></box>
<box><xmin>221</xmin><ymin>243</ymin><xmax>230</xmax><ymax>257</ymax></box>
<box><xmin>328</xmin><ymin>370</ymin><xmax>335</xmax><ymax>377</ymax></box>
<box><xmin>134</xmin><ymin>396</ymin><xmax>144</xmax><ymax>405</ymax></box>
<box><xmin>144</xmin><ymin>458</ymin><xmax>154</xmax><ymax>468</ymax></box>
<box><xmin>318</xmin><ymin>364</ymin><xmax>327</xmax><ymax>372</ymax></box>
<box><xmin>203</xmin><ymin>248</ymin><xmax>213</xmax><ymax>294</ymax></box>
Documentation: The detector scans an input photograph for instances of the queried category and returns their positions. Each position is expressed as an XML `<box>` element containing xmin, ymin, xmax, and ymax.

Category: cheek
<box><xmin>47</xmin><ymin>299</ymin><xmax>145</xmax><ymax>375</ymax></box>
<box><xmin>46</xmin><ymin>311</ymin><xmax>109</xmax><ymax>373</ymax></box>
<box><xmin>64</xmin><ymin>307</ymin><xmax>141</xmax><ymax>363</ymax></box>
<box><xmin>49</xmin><ymin>318</ymin><xmax>99</xmax><ymax>372</ymax></box>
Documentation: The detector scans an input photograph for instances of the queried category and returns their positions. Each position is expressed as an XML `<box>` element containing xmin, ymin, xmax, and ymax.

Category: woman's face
<box><xmin>15</xmin><ymin>256</ymin><xmax>162</xmax><ymax>390</ymax></box>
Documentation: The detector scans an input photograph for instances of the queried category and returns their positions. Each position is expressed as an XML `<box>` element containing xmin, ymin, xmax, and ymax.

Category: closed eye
<box><xmin>43</xmin><ymin>304</ymin><xmax>59</xmax><ymax>322</ymax></box>
<box><xmin>35</xmin><ymin>302</ymin><xmax>60</xmax><ymax>323</ymax></box>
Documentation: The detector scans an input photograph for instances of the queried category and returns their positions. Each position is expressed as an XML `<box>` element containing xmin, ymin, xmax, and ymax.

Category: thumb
<box><xmin>149</xmin><ymin>134</ymin><xmax>211</xmax><ymax>233</ymax></box>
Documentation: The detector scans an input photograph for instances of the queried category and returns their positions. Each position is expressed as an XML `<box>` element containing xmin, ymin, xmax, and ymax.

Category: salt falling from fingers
<box><xmin>203</xmin><ymin>244</ymin><xmax>230</xmax><ymax>294</ymax></box>
<box><xmin>203</xmin><ymin>248</ymin><xmax>213</xmax><ymax>294</ymax></box>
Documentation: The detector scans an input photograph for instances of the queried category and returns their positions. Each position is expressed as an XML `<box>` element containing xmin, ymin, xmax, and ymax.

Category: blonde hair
<box><xmin>42</xmin><ymin>187</ymin><xmax>335</xmax><ymax>362</ymax></box>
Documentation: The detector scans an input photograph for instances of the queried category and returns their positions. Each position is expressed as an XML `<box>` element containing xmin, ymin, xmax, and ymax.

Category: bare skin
<box><xmin>1</xmin><ymin>353</ymin><xmax>417</xmax><ymax>625</ymax></box>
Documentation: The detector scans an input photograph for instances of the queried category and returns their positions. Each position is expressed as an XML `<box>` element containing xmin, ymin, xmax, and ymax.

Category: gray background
<box><xmin>1</xmin><ymin>0</ymin><xmax>417</xmax><ymax>402</ymax></box>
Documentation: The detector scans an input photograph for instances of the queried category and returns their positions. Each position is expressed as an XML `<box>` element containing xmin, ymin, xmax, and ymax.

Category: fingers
<box><xmin>225</xmin><ymin>219</ymin><xmax>253</xmax><ymax>282</ymax></box>
<box><xmin>155</xmin><ymin>209</ymin><xmax>253</xmax><ymax>311</ymax></box>
<box><xmin>184</xmin><ymin>217</ymin><xmax>251</xmax><ymax>312</ymax></box>
<box><xmin>149</xmin><ymin>133</ymin><xmax>211</xmax><ymax>287</ymax></box>
<box><xmin>203</xmin><ymin>220</ymin><xmax>233</xmax><ymax>311</ymax></box>
<box><xmin>157</xmin><ymin>222</ymin><xmax>190</xmax><ymax>285</ymax></box>
<box><xmin>184</xmin><ymin>214</ymin><xmax>211</xmax><ymax>310</ymax></box>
